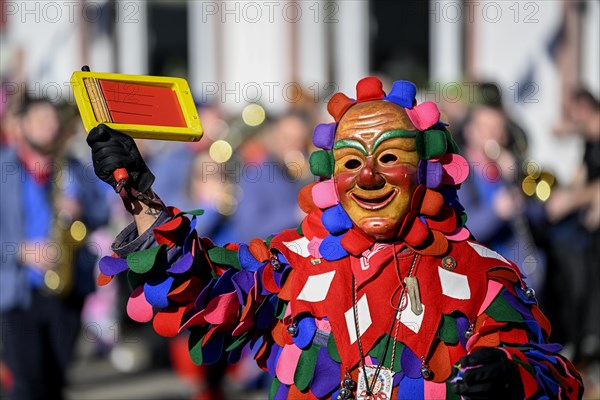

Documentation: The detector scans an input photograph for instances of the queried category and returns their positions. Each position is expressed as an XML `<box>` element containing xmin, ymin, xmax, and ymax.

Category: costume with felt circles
<box><xmin>94</xmin><ymin>77</ymin><xmax>583</xmax><ymax>399</ymax></box>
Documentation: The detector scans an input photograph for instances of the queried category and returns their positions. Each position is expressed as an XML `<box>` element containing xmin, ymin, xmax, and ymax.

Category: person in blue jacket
<box><xmin>0</xmin><ymin>98</ymin><xmax>110</xmax><ymax>400</ymax></box>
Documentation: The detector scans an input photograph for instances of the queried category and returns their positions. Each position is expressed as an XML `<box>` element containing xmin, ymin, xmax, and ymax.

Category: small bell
<box><xmin>342</xmin><ymin>377</ymin><xmax>356</xmax><ymax>390</ymax></box>
<box><xmin>287</xmin><ymin>322</ymin><xmax>298</xmax><ymax>336</ymax></box>
<box><xmin>420</xmin><ymin>357</ymin><xmax>433</xmax><ymax>380</ymax></box>
<box><xmin>524</xmin><ymin>287</ymin><xmax>536</xmax><ymax>299</ymax></box>
<box><xmin>421</xmin><ymin>366</ymin><xmax>432</xmax><ymax>380</ymax></box>
<box><xmin>464</xmin><ymin>323</ymin><xmax>474</xmax><ymax>339</ymax></box>
<box><xmin>336</xmin><ymin>387</ymin><xmax>351</xmax><ymax>400</ymax></box>
<box><xmin>271</xmin><ymin>258</ymin><xmax>281</xmax><ymax>271</ymax></box>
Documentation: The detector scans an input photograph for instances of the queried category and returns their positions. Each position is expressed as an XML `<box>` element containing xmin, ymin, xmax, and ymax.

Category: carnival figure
<box><xmin>87</xmin><ymin>77</ymin><xmax>583</xmax><ymax>399</ymax></box>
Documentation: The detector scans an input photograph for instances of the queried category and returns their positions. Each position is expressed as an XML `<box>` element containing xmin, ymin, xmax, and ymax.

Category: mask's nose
<box><xmin>357</xmin><ymin>158</ymin><xmax>386</xmax><ymax>190</ymax></box>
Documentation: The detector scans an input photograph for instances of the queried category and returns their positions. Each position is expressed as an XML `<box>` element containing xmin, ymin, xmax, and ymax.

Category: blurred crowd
<box><xmin>0</xmin><ymin>78</ymin><xmax>598</xmax><ymax>399</ymax></box>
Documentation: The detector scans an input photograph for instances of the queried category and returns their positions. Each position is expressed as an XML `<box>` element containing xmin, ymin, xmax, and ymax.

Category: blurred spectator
<box><xmin>548</xmin><ymin>89</ymin><xmax>600</xmax><ymax>229</ymax></box>
<box><xmin>438</xmin><ymin>84</ymin><xmax>470</xmax><ymax>149</ymax></box>
<box><xmin>460</xmin><ymin>104</ymin><xmax>547</xmax><ymax>294</ymax></box>
<box><xmin>477</xmin><ymin>82</ymin><xmax>530</xmax><ymax>160</ymax></box>
<box><xmin>228</xmin><ymin>112</ymin><xmax>312</xmax><ymax>243</ymax></box>
<box><xmin>184</xmin><ymin>151</ymin><xmax>237</xmax><ymax>246</ymax></box>
<box><xmin>438</xmin><ymin>82</ymin><xmax>529</xmax><ymax>156</ymax></box>
<box><xmin>0</xmin><ymin>102</ymin><xmax>22</xmax><ymax>149</ymax></box>
<box><xmin>0</xmin><ymin>99</ymin><xmax>109</xmax><ymax>399</ymax></box>
<box><xmin>144</xmin><ymin>140</ymin><xmax>196</xmax><ymax>207</ymax></box>
<box><xmin>546</xmin><ymin>88</ymin><xmax>600</xmax><ymax>365</ymax></box>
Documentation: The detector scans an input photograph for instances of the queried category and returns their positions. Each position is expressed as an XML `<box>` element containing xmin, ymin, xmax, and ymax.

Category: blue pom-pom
<box><xmin>385</xmin><ymin>80</ymin><xmax>417</xmax><ymax>108</ymax></box>
<box><xmin>211</xmin><ymin>267</ymin><xmax>236</xmax><ymax>297</ymax></box>
<box><xmin>202</xmin><ymin>333</ymin><xmax>226</xmax><ymax>365</ymax></box>
<box><xmin>144</xmin><ymin>276</ymin><xmax>174</xmax><ymax>309</ymax></box>
<box><xmin>292</xmin><ymin>315</ymin><xmax>317</xmax><ymax>349</ymax></box>
<box><xmin>322</xmin><ymin>204</ymin><xmax>353</xmax><ymax>234</ymax></box>
<box><xmin>238</xmin><ymin>244</ymin><xmax>264</xmax><ymax>272</ymax></box>
<box><xmin>319</xmin><ymin>234</ymin><xmax>349</xmax><ymax>261</ymax></box>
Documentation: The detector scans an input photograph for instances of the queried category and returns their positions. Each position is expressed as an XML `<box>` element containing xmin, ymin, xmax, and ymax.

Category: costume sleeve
<box><xmin>99</xmin><ymin>209</ymin><xmax>302</xmax><ymax>383</ymax></box>
<box><xmin>467</xmin><ymin>271</ymin><xmax>583</xmax><ymax>399</ymax></box>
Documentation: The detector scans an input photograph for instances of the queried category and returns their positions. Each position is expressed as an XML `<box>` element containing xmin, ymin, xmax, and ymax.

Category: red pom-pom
<box><xmin>327</xmin><ymin>92</ymin><xmax>355</xmax><ymax>121</ymax></box>
<box><xmin>356</xmin><ymin>76</ymin><xmax>385</xmax><ymax>102</ymax></box>
<box><xmin>153</xmin><ymin>306</ymin><xmax>187</xmax><ymax>337</ymax></box>
<box><xmin>401</xmin><ymin>213</ymin><xmax>430</xmax><ymax>247</ymax></box>
<box><xmin>340</xmin><ymin>227</ymin><xmax>375</xmax><ymax>256</ymax></box>
<box><xmin>419</xmin><ymin>189</ymin><xmax>445</xmax><ymax>217</ymax></box>
<box><xmin>298</xmin><ymin>182</ymin><xmax>318</xmax><ymax>214</ymax></box>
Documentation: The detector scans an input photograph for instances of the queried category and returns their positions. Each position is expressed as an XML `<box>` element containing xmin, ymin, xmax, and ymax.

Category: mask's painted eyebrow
<box><xmin>333</xmin><ymin>139</ymin><xmax>368</xmax><ymax>155</ymax></box>
<box><xmin>372</xmin><ymin>129</ymin><xmax>418</xmax><ymax>153</ymax></box>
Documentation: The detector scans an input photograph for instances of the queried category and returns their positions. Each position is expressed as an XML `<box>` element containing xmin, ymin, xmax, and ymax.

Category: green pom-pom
<box><xmin>439</xmin><ymin>315</ymin><xmax>459</xmax><ymax>345</ymax></box>
<box><xmin>486</xmin><ymin>293</ymin><xmax>524</xmax><ymax>323</ymax></box>
<box><xmin>225</xmin><ymin>330</ymin><xmax>251</xmax><ymax>352</ymax></box>
<box><xmin>309</xmin><ymin>150</ymin><xmax>334</xmax><ymax>178</ymax></box>
<box><xmin>275</xmin><ymin>299</ymin><xmax>287</xmax><ymax>320</ymax></box>
<box><xmin>416</xmin><ymin>130</ymin><xmax>447</xmax><ymax>160</ymax></box>
<box><xmin>174</xmin><ymin>209</ymin><xmax>205</xmax><ymax>218</ymax></box>
<box><xmin>444</xmin><ymin>129</ymin><xmax>461</xmax><ymax>154</ymax></box>
<box><xmin>459</xmin><ymin>212</ymin><xmax>468</xmax><ymax>226</ymax></box>
<box><xmin>327</xmin><ymin>331</ymin><xmax>341</xmax><ymax>363</ymax></box>
<box><xmin>188</xmin><ymin>329</ymin><xmax>206</xmax><ymax>365</ymax></box>
<box><xmin>265</xmin><ymin>234</ymin><xmax>275</xmax><ymax>247</ymax></box>
<box><xmin>369</xmin><ymin>335</ymin><xmax>403</xmax><ymax>372</ymax></box>
<box><xmin>127</xmin><ymin>245</ymin><xmax>167</xmax><ymax>274</ymax></box>
<box><xmin>269</xmin><ymin>378</ymin><xmax>281</xmax><ymax>400</ymax></box>
<box><xmin>207</xmin><ymin>246</ymin><xmax>241</xmax><ymax>270</ymax></box>
<box><xmin>294</xmin><ymin>342</ymin><xmax>319</xmax><ymax>391</ymax></box>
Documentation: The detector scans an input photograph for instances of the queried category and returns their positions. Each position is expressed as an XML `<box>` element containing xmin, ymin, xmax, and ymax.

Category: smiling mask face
<box><xmin>333</xmin><ymin>101</ymin><xmax>419</xmax><ymax>241</ymax></box>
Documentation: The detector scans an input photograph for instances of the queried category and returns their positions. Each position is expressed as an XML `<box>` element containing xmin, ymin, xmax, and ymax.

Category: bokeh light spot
<box><xmin>242</xmin><ymin>104</ymin><xmax>266</xmax><ymax>126</ymax></box>
<box><xmin>535</xmin><ymin>181</ymin><xmax>551</xmax><ymax>201</ymax></box>
<box><xmin>209</xmin><ymin>140</ymin><xmax>233</xmax><ymax>163</ymax></box>
<box><xmin>522</xmin><ymin>176</ymin><xmax>537</xmax><ymax>196</ymax></box>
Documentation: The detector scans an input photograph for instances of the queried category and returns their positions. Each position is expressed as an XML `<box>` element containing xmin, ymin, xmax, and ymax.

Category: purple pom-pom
<box><xmin>312</xmin><ymin>123</ymin><xmax>337</xmax><ymax>150</ymax></box>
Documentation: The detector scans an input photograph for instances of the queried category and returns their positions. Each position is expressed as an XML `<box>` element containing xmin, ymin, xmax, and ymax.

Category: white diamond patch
<box><xmin>283</xmin><ymin>237</ymin><xmax>311</xmax><ymax>258</ymax></box>
<box><xmin>468</xmin><ymin>242</ymin><xmax>509</xmax><ymax>264</ymax></box>
<box><xmin>296</xmin><ymin>271</ymin><xmax>335</xmax><ymax>302</ymax></box>
<box><xmin>345</xmin><ymin>294</ymin><xmax>372</xmax><ymax>344</ymax></box>
<box><xmin>399</xmin><ymin>296</ymin><xmax>425</xmax><ymax>333</ymax></box>
<box><xmin>438</xmin><ymin>267</ymin><xmax>471</xmax><ymax>300</ymax></box>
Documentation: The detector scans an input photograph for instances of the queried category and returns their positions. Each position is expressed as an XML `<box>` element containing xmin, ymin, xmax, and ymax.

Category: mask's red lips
<box><xmin>350</xmin><ymin>188</ymin><xmax>398</xmax><ymax>210</ymax></box>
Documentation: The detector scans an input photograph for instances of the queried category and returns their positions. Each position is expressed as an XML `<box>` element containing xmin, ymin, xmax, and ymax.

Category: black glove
<box><xmin>449</xmin><ymin>347</ymin><xmax>524</xmax><ymax>399</ymax></box>
<box><xmin>87</xmin><ymin>124</ymin><xmax>154</xmax><ymax>193</ymax></box>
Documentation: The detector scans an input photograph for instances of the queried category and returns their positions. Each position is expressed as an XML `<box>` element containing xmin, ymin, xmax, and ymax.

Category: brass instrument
<box><xmin>43</xmin><ymin>157</ymin><xmax>87</xmax><ymax>296</ymax></box>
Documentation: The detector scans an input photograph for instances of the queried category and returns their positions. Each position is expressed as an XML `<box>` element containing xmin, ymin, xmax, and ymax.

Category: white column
<box><xmin>332</xmin><ymin>0</ymin><xmax>370</xmax><ymax>95</ymax></box>
<box><xmin>115</xmin><ymin>0</ymin><xmax>148</xmax><ymax>75</ymax></box>
<box><xmin>297</xmin><ymin>0</ymin><xmax>328</xmax><ymax>91</ymax></box>
<box><xmin>188</xmin><ymin>0</ymin><xmax>218</xmax><ymax>98</ymax></box>
<box><xmin>429</xmin><ymin>0</ymin><xmax>462</xmax><ymax>84</ymax></box>
<box><xmin>220</xmin><ymin>1</ymin><xmax>292</xmax><ymax>114</ymax></box>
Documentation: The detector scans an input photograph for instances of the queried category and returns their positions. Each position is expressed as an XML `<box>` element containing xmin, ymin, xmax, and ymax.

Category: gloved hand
<box><xmin>449</xmin><ymin>347</ymin><xmax>524</xmax><ymax>399</ymax></box>
<box><xmin>87</xmin><ymin>124</ymin><xmax>154</xmax><ymax>193</ymax></box>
